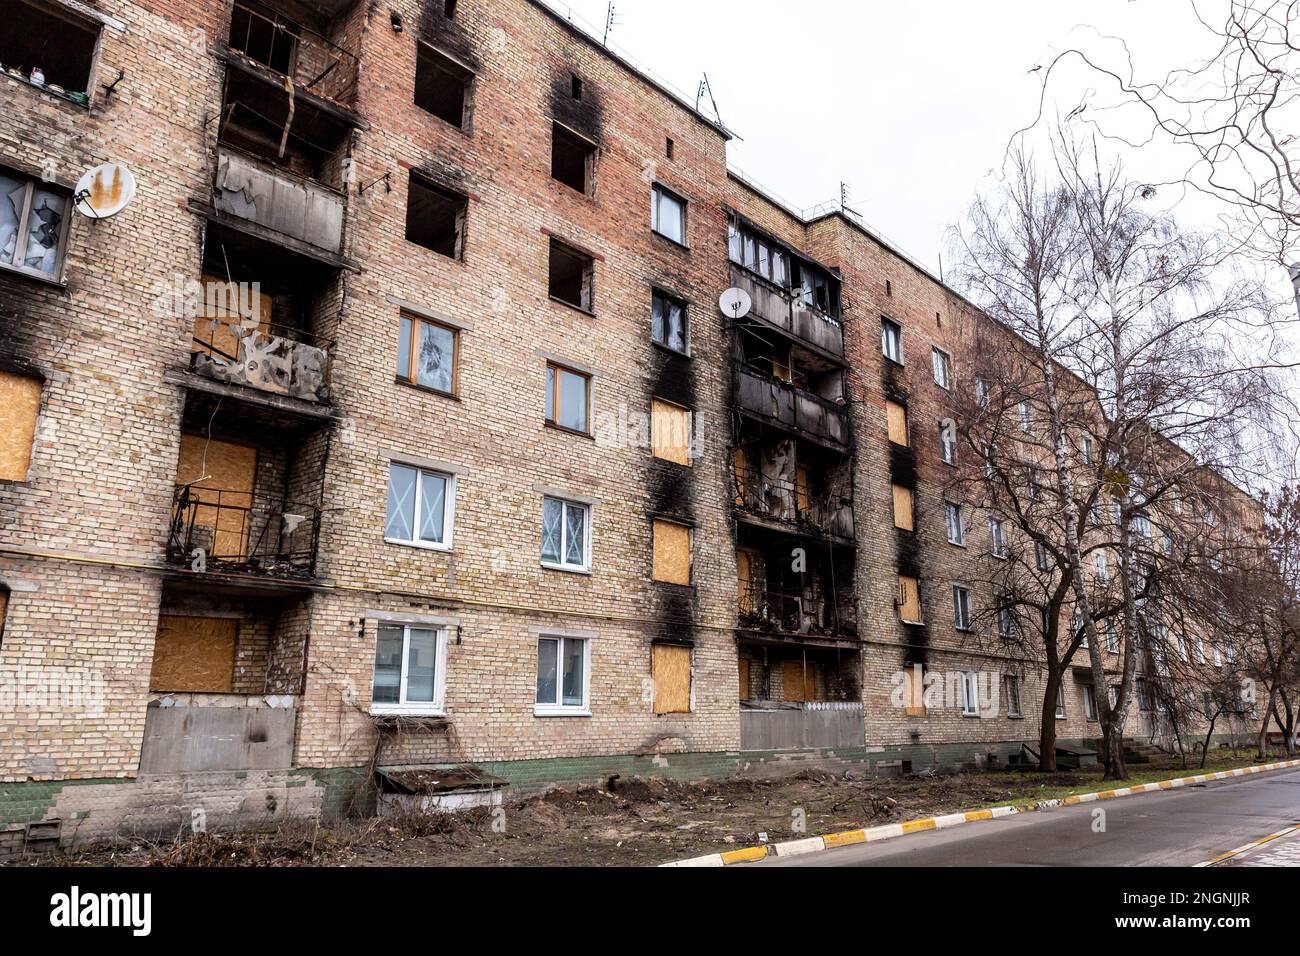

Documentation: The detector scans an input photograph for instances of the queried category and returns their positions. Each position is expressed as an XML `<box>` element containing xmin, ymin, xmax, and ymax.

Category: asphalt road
<box><xmin>750</xmin><ymin>767</ymin><xmax>1300</xmax><ymax>867</ymax></box>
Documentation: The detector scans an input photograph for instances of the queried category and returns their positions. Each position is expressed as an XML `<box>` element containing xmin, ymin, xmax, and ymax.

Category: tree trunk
<box><xmin>1257</xmin><ymin>685</ymin><xmax>1278</xmax><ymax>761</ymax></box>
<box><xmin>1038</xmin><ymin>670</ymin><xmax>1061</xmax><ymax>772</ymax></box>
<box><xmin>1200</xmin><ymin>713</ymin><xmax>1218</xmax><ymax>770</ymax></box>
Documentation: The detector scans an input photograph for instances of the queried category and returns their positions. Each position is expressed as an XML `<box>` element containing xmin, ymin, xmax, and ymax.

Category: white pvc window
<box><xmin>988</xmin><ymin>516</ymin><xmax>1007</xmax><ymax>558</ymax></box>
<box><xmin>932</xmin><ymin>348</ymin><xmax>950</xmax><ymax>389</ymax></box>
<box><xmin>881</xmin><ymin>318</ymin><xmax>903</xmax><ymax>364</ymax></box>
<box><xmin>541</xmin><ymin>496</ymin><xmax>590</xmax><ymax>571</ymax></box>
<box><xmin>939</xmin><ymin>419</ymin><xmax>957</xmax><ymax>464</ymax></box>
<box><xmin>650</xmin><ymin>184</ymin><xmax>686</xmax><ymax>244</ymax></box>
<box><xmin>370</xmin><ymin>623</ymin><xmax>448</xmax><ymax>716</ymax></box>
<box><xmin>385</xmin><ymin>463</ymin><xmax>454</xmax><ymax>550</ymax></box>
<box><xmin>535</xmin><ymin>635</ymin><xmax>590</xmax><ymax>715</ymax></box>
<box><xmin>953</xmin><ymin>585</ymin><xmax>972</xmax><ymax>631</ymax></box>
<box><xmin>945</xmin><ymin>502</ymin><xmax>965</xmax><ymax>545</ymax></box>
<box><xmin>959</xmin><ymin>671</ymin><xmax>979</xmax><ymax>716</ymax></box>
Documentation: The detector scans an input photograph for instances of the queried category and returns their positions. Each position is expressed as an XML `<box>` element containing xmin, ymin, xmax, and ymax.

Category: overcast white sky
<box><xmin>542</xmin><ymin>0</ymin><xmax>1232</xmax><ymax>276</ymax></box>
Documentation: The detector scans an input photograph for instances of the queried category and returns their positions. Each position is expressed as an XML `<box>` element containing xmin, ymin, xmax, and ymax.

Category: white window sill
<box><xmin>541</xmin><ymin>561</ymin><xmax>592</xmax><ymax>576</ymax></box>
<box><xmin>370</xmin><ymin>706</ymin><xmax>446</xmax><ymax>718</ymax></box>
<box><xmin>534</xmin><ymin>706</ymin><xmax>591</xmax><ymax>718</ymax></box>
<box><xmin>385</xmin><ymin>537</ymin><xmax>452</xmax><ymax>553</ymax></box>
<box><xmin>947</xmin><ymin>539</ymin><xmax>966</xmax><ymax>548</ymax></box>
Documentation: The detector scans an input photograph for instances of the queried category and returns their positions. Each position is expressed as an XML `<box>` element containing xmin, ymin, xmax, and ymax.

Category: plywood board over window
<box><xmin>176</xmin><ymin>434</ymin><xmax>258</xmax><ymax>561</ymax></box>
<box><xmin>651</xmin><ymin>398</ymin><xmax>691</xmax><ymax>466</ymax></box>
<box><xmin>738</xmin><ymin>657</ymin><xmax>751</xmax><ymax>700</ymax></box>
<box><xmin>886</xmin><ymin>399</ymin><xmax>909</xmax><ymax>446</ymax></box>
<box><xmin>652</xmin><ymin>643</ymin><xmax>692</xmax><ymax>714</ymax></box>
<box><xmin>892</xmin><ymin>484</ymin><xmax>914</xmax><ymax>531</ymax></box>
<box><xmin>903</xmin><ymin>665</ymin><xmax>927</xmax><ymax>716</ymax></box>
<box><xmin>150</xmin><ymin>615</ymin><xmax>237</xmax><ymax>692</ymax></box>
<box><xmin>191</xmin><ymin>273</ymin><xmax>272</xmax><ymax>362</ymax></box>
<box><xmin>897</xmin><ymin>575</ymin><xmax>922</xmax><ymax>623</ymax></box>
<box><xmin>652</xmin><ymin>518</ymin><xmax>691</xmax><ymax>585</ymax></box>
<box><xmin>0</xmin><ymin>371</ymin><xmax>41</xmax><ymax>481</ymax></box>
<box><xmin>782</xmin><ymin>660</ymin><xmax>816</xmax><ymax>702</ymax></box>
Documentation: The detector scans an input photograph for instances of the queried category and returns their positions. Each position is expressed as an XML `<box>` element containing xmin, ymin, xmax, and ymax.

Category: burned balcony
<box><xmin>736</xmin><ymin>369</ymin><xmax>848</xmax><ymax>449</ymax></box>
<box><xmin>210</xmin><ymin>146</ymin><xmax>346</xmax><ymax>256</ymax></box>
<box><xmin>737</xmin><ymin>583</ymin><xmax>856</xmax><ymax>638</ymax></box>
<box><xmin>733</xmin><ymin>441</ymin><xmax>854</xmax><ymax>540</ymax></box>
<box><xmin>225</xmin><ymin>1</ymin><xmax>359</xmax><ymax>106</ymax></box>
<box><xmin>736</xmin><ymin>533</ymin><xmax>857</xmax><ymax>642</ymax></box>
<box><xmin>167</xmin><ymin>485</ymin><xmax>321</xmax><ymax>580</ymax></box>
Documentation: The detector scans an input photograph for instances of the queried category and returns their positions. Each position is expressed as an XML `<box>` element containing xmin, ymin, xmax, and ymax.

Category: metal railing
<box><xmin>228</xmin><ymin>2</ymin><xmax>359</xmax><ymax>103</ymax></box>
<box><xmin>167</xmin><ymin>484</ymin><xmax>321</xmax><ymax>578</ymax></box>
<box><xmin>733</xmin><ymin>461</ymin><xmax>853</xmax><ymax>537</ymax></box>
<box><xmin>738</xmin><ymin>583</ymin><xmax>855</xmax><ymax>637</ymax></box>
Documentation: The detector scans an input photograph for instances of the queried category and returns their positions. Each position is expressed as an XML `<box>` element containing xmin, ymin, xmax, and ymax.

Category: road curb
<box><xmin>658</xmin><ymin>757</ymin><xmax>1300</xmax><ymax>867</ymax></box>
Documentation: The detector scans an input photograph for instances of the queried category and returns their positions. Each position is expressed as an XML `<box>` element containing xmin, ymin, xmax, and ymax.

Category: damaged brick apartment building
<box><xmin>0</xmin><ymin>0</ymin><xmax>1259</xmax><ymax>846</ymax></box>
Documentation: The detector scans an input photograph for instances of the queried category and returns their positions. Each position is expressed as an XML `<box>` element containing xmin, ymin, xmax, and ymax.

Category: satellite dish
<box><xmin>719</xmin><ymin>287</ymin><xmax>752</xmax><ymax>319</ymax></box>
<box><xmin>73</xmin><ymin>163</ymin><xmax>136</xmax><ymax>219</ymax></box>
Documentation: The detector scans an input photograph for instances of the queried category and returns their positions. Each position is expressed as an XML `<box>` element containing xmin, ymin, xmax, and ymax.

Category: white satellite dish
<box><xmin>719</xmin><ymin>287</ymin><xmax>752</xmax><ymax>319</ymax></box>
<box><xmin>73</xmin><ymin>163</ymin><xmax>136</xmax><ymax>219</ymax></box>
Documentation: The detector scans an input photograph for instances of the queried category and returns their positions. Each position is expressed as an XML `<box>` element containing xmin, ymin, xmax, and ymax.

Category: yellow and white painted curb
<box><xmin>659</xmin><ymin>757</ymin><xmax>1300</xmax><ymax>867</ymax></box>
<box><xmin>1193</xmin><ymin>823</ymin><xmax>1300</xmax><ymax>867</ymax></box>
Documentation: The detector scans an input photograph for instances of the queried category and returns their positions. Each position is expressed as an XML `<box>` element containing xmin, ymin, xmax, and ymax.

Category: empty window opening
<box><xmin>444</xmin><ymin>0</ymin><xmax>458</xmax><ymax>16</ymax></box>
<box><xmin>548</xmin><ymin>238</ymin><xmax>594</xmax><ymax>311</ymax></box>
<box><xmin>0</xmin><ymin>0</ymin><xmax>99</xmax><ymax>96</ymax></box>
<box><xmin>414</xmin><ymin>43</ymin><xmax>473</xmax><ymax>128</ymax></box>
<box><xmin>405</xmin><ymin>175</ymin><xmax>467</xmax><ymax>259</ymax></box>
<box><xmin>571</xmin><ymin>73</ymin><xmax>582</xmax><ymax>99</ymax></box>
<box><xmin>551</xmin><ymin>123</ymin><xmax>596</xmax><ymax>195</ymax></box>
<box><xmin>230</xmin><ymin>2</ymin><xmax>300</xmax><ymax>74</ymax></box>
<box><xmin>665</xmin><ymin>137</ymin><xmax>674</xmax><ymax>159</ymax></box>
<box><xmin>0</xmin><ymin>371</ymin><xmax>42</xmax><ymax>481</ymax></box>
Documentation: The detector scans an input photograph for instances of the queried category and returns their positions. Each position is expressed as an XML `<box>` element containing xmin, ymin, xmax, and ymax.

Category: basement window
<box><xmin>0</xmin><ymin>370</ymin><xmax>42</xmax><ymax>481</ymax></box>
<box><xmin>371</xmin><ymin>623</ymin><xmax>448</xmax><ymax>716</ymax></box>
<box><xmin>414</xmin><ymin>42</ymin><xmax>473</xmax><ymax>128</ymax></box>
<box><xmin>551</xmin><ymin>123</ymin><xmax>596</xmax><ymax>195</ymax></box>
<box><xmin>0</xmin><ymin>168</ymin><xmax>71</xmax><ymax>278</ymax></box>
<box><xmin>548</xmin><ymin>238</ymin><xmax>594</xmax><ymax>311</ymax></box>
<box><xmin>652</xmin><ymin>518</ymin><xmax>692</xmax><ymax>585</ymax></box>
<box><xmin>405</xmin><ymin>175</ymin><xmax>467</xmax><ymax>259</ymax></box>
<box><xmin>0</xmin><ymin>0</ymin><xmax>99</xmax><ymax>98</ymax></box>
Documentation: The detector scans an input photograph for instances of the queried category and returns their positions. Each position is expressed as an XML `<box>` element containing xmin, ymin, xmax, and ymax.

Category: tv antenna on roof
<box><xmin>696</xmin><ymin>72</ymin><xmax>723</xmax><ymax>126</ymax></box>
<box><xmin>603</xmin><ymin>2</ymin><xmax>622</xmax><ymax>45</ymax></box>
<box><xmin>840</xmin><ymin>181</ymin><xmax>862</xmax><ymax>220</ymax></box>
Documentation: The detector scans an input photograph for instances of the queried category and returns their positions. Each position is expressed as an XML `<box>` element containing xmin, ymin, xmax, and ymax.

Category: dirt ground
<box><xmin>17</xmin><ymin>751</ymin><xmax>1270</xmax><ymax>868</ymax></box>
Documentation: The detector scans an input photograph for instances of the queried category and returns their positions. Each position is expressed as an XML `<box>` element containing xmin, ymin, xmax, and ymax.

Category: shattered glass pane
<box><xmin>0</xmin><ymin>175</ymin><xmax>23</xmax><ymax>265</ymax></box>
<box><xmin>536</xmin><ymin>638</ymin><xmax>558</xmax><ymax>704</ymax></box>
<box><xmin>386</xmin><ymin>464</ymin><xmax>416</xmax><ymax>541</ymax></box>
<box><xmin>24</xmin><ymin>189</ymin><xmax>65</xmax><ymax>274</ymax></box>
<box><xmin>564</xmin><ymin>502</ymin><xmax>586</xmax><ymax>566</ymax></box>
<box><xmin>416</xmin><ymin>320</ymin><xmax>455</xmax><ymax>393</ymax></box>
<box><xmin>652</xmin><ymin>293</ymin><xmax>686</xmax><ymax>352</ymax></box>
<box><xmin>418</xmin><ymin>470</ymin><xmax>446</xmax><ymax>543</ymax></box>
<box><xmin>541</xmin><ymin>497</ymin><xmax>563</xmax><ymax>563</ymax></box>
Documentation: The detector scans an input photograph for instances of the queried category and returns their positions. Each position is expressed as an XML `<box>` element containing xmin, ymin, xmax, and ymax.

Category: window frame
<box><xmin>1004</xmin><ymin>674</ymin><xmax>1023</xmax><ymax>718</ymax></box>
<box><xmin>650</xmin><ymin>287</ymin><xmax>690</xmax><ymax>355</ymax></box>
<box><xmin>396</xmin><ymin>312</ymin><xmax>460</xmax><ymax>396</ymax></box>
<box><xmin>534</xmin><ymin>634</ymin><xmax>592</xmax><ymax>716</ymax></box>
<box><xmin>540</xmin><ymin>495</ymin><xmax>592</xmax><ymax>573</ymax></box>
<box><xmin>544</xmin><ymin>361</ymin><xmax>592</xmax><ymax>436</ymax></box>
<box><xmin>413</xmin><ymin>40</ymin><xmax>475</xmax><ymax>130</ymax></box>
<box><xmin>1054</xmin><ymin>685</ymin><xmax>1066</xmax><ymax>720</ymax></box>
<box><xmin>939</xmin><ymin>418</ymin><xmax>958</xmax><ymax>465</ymax></box>
<box><xmin>369</xmin><ymin>622</ymin><xmax>449</xmax><ymax>717</ymax></box>
<box><xmin>881</xmin><ymin>317</ymin><xmax>904</xmax><ymax>364</ymax></box>
<box><xmin>650</xmin><ymin>182</ymin><xmax>688</xmax><ymax>246</ymax></box>
<box><xmin>931</xmin><ymin>347</ymin><xmax>951</xmax><ymax>389</ymax></box>
<box><xmin>0</xmin><ymin>167</ymin><xmax>74</xmax><ymax>282</ymax></box>
<box><xmin>550</xmin><ymin>121</ymin><xmax>598</xmax><ymax>196</ymax></box>
<box><xmin>945</xmin><ymin>502</ymin><xmax>965</xmax><ymax>546</ymax></box>
<box><xmin>384</xmin><ymin>462</ymin><xmax>456</xmax><ymax>552</ymax></box>
<box><xmin>1083</xmin><ymin>683</ymin><xmax>1098</xmax><ymax>722</ymax></box>
<box><xmin>952</xmin><ymin>584</ymin><xmax>972</xmax><ymax>631</ymax></box>
<box><xmin>988</xmin><ymin>516</ymin><xmax>1008</xmax><ymax>558</ymax></box>
<box><xmin>959</xmin><ymin>671</ymin><xmax>980</xmax><ymax>717</ymax></box>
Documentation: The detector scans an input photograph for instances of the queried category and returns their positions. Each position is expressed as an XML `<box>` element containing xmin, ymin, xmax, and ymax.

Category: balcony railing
<box><xmin>191</xmin><ymin>321</ymin><xmax>332</xmax><ymax>404</ymax></box>
<box><xmin>228</xmin><ymin>2</ymin><xmax>359</xmax><ymax>104</ymax></box>
<box><xmin>736</xmin><ymin>369</ymin><xmax>849</xmax><ymax>447</ymax></box>
<box><xmin>167</xmin><ymin>484</ymin><xmax>321</xmax><ymax>579</ymax></box>
<box><xmin>733</xmin><ymin>462</ymin><xmax>854</xmax><ymax>538</ymax></box>
<box><xmin>213</xmin><ymin>148</ymin><xmax>345</xmax><ymax>253</ymax></box>
<box><xmin>730</xmin><ymin>267</ymin><xmax>844</xmax><ymax>357</ymax></box>
<box><xmin>738</xmin><ymin>583</ymin><xmax>856</xmax><ymax>638</ymax></box>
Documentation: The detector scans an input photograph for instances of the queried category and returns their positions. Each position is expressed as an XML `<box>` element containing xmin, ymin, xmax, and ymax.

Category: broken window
<box><xmin>953</xmin><ymin>585</ymin><xmax>972</xmax><ymax>630</ymax></box>
<box><xmin>397</xmin><ymin>312</ymin><xmax>459</xmax><ymax>395</ymax></box>
<box><xmin>548</xmin><ymin>238</ymin><xmax>594</xmax><ymax>311</ymax></box>
<box><xmin>0</xmin><ymin>168</ymin><xmax>70</xmax><ymax>278</ymax></box>
<box><xmin>414</xmin><ymin>42</ymin><xmax>473</xmax><ymax>128</ymax></box>
<box><xmin>385</xmin><ymin>462</ymin><xmax>454</xmax><ymax>549</ymax></box>
<box><xmin>0</xmin><ymin>0</ymin><xmax>99</xmax><ymax>98</ymax></box>
<box><xmin>536</xmin><ymin>634</ymin><xmax>588</xmax><ymax>713</ymax></box>
<box><xmin>727</xmin><ymin>216</ymin><xmax>839</xmax><ymax>318</ymax></box>
<box><xmin>541</xmin><ymin>496</ymin><xmax>589</xmax><ymax>571</ymax></box>
<box><xmin>886</xmin><ymin>399</ymin><xmax>909</xmax><ymax>446</ymax></box>
<box><xmin>651</xmin><ymin>183</ymin><xmax>686</xmax><ymax>244</ymax></box>
<box><xmin>551</xmin><ymin>123</ymin><xmax>596</xmax><ymax>195</ymax></box>
<box><xmin>652</xmin><ymin>398</ymin><xmax>691</xmax><ymax>466</ymax></box>
<box><xmin>372</xmin><ymin>622</ymin><xmax>447</xmax><ymax>715</ymax></box>
<box><xmin>1004</xmin><ymin>675</ymin><xmax>1022</xmax><ymax>717</ymax></box>
<box><xmin>652</xmin><ymin>643</ymin><xmax>692</xmax><ymax>714</ymax></box>
<box><xmin>0</xmin><ymin>371</ymin><xmax>41</xmax><ymax>481</ymax></box>
<box><xmin>652</xmin><ymin>518</ymin><xmax>692</xmax><ymax>585</ymax></box>
<box><xmin>892</xmin><ymin>484</ymin><xmax>914</xmax><ymax>532</ymax></box>
<box><xmin>881</xmin><ymin>317</ymin><xmax>903</xmax><ymax>364</ymax></box>
<box><xmin>405</xmin><ymin>175</ymin><xmax>467</xmax><ymax>259</ymax></box>
<box><xmin>651</xmin><ymin>289</ymin><xmax>688</xmax><ymax>353</ymax></box>
<box><xmin>545</xmin><ymin>362</ymin><xmax>590</xmax><ymax>434</ymax></box>
<box><xmin>229</xmin><ymin>2</ymin><xmax>300</xmax><ymax>74</ymax></box>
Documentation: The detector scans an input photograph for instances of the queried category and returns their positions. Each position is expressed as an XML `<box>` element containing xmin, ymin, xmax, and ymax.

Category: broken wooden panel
<box><xmin>176</xmin><ymin>434</ymin><xmax>258</xmax><ymax>561</ymax></box>
<box><xmin>0</xmin><ymin>371</ymin><xmax>40</xmax><ymax>481</ymax></box>
<box><xmin>652</xmin><ymin>643</ymin><xmax>692</xmax><ymax>714</ymax></box>
<box><xmin>213</xmin><ymin>149</ymin><xmax>344</xmax><ymax>253</ymax></box>
<box><xmin>192</xmin><ymin>326</ymin><xmax>330</xmax><ymax>402</ymax></box>
<box><xmin>651</xmin><ymin>398</ymin><xmax>691</xmax><ymax>466</ymax></box>
<box><xmin>149</xmin><ymin>615</ymin><xmax>238</xmax><ymax>693</ymax></box>
<box><xmin>652</xmin><ymin>519</ymin><xmax>692</xmax><ymax>585</ymax></box>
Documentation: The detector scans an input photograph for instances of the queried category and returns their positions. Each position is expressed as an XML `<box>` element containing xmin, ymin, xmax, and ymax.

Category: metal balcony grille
<box><xmin>167</xmin><ymin>483</ymin><xmax>321</xmax><ymax>579</ymax></box>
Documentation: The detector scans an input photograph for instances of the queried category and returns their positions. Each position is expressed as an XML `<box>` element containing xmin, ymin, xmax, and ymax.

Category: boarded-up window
<box><xmin>738</xmin><ymin>657</ymin><xmax>750</xmax><ymax>700</ymax></box>
<box><xmin>150</xmin><ymin>615</ymin><xmax>238</xmax><ymax>692</ymax></box>
<box><xmin>886</xmin><ymin>399</ymin><xmax>908</xmax><ymax>446</ymax></box>
<box><xmin>652</xmin><ymin>519</ymin><xmax>691</xmax><ymax>585</ymax></box>
<box><xmin>652</xmin><ymin>643</ymin><xmax>692</xmax><ymax>714</ymax></box>
<box><xmin>892</xmin><ymin>484</ymin><xmax>914</xmax><ymax>531</ymax></box>
<box><xmin>652</xmin><ymin>398</ymin><xmax>691</xmax><ymax>466</ymax></box>
<box><xmin>736</xmin><ymin>548</ymin><xmax>756</xmax><ymax>613</ymax></box>
<box><xmin>897</xmin><ymin>575</ymin><xmax>922</xmax><ymax>623</ymax></box>
<box><xmin>782</xmin><ymin>660</ymin><xmax>816</xmax><ymax>702</ymax></box>
<box><xmin>733</xmin><ymin>447</ymin><xmax>749</xmax><ymax>506</ymax></box>
<box><xmin>903</xmin><ymin>665</ymin><xmax>927</xmax><ymax>716</ymax></box>
<box><xmin>796</xmin><ymin>465</ymin><xmax>811</xmax><ymax>512</ymax></box>
<box><xmin>176</xmin><ymin>434</ymin><xmax>258</xmax><ymax>562</ymax></box>
<box><xmin>0</xmin><ymin>371</ymin><xmax>41</xmax><ymax>481</ymax></box>
<box><xmin>191</xmin><ymin>274</ymin><xmax>272</xmax><ymax>362</ymax></box>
